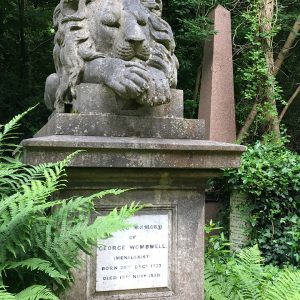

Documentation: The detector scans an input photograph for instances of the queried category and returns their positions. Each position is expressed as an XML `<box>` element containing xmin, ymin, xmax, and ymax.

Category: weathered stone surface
<box><xmin>25</xmin><ymin>2</ymin><xmax>245</xmax><ymax>299</ymax></box>
<box><xmin>198</xmin><ymin>5</ymin><xmax>236</xmax><ymax>143</ymax></box>
<box><xmin>44</xmin><ymin>0</ymin><xmax>178</xmax><ymax>113</ymax></box>
<box><xmin>73</xmin><ymin>85</ymin><xmax>184</xmax><ymax>118</ymax></box>
<box><xmin>22</xmin><ymin>134</ymin><xmax>245</xmax><ymax>300</ymax></box>
<box><xmin>53</xmin><ymin>168</ymin><xmax>209</xmax><ymax>300</ymax></box>
<box><xmin>230</xmin><ymin>191</ymin><xmax>250</xmax><ymax>252</ymax></box>
<box><xmin>34</xmin><ymin>114</ymin><xmax>204</xmax><ymax>140</ymax></box>
<box><xmin>73</xmin><ymin>84</ymin><xmax>118</xmax><ymax>115</ymax></box>
<box><xmin>22</xmin><ymin>135</ymin><xmax>245</xmax><ymax>169</ymax></box>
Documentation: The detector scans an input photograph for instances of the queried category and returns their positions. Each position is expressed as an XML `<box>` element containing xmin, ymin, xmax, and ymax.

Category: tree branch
<box><xmin>279</xmin><ymin>84</ymin><xmax>300</xmax><ymax>122</ymax></box>
<box><xmin>29</xmin><ymin>36</ymin><xmax>54</xmax><ymax>54</ymax></box>
<box><xmin>193</xmin><ymin>64</ymin><xmax>202</xmax><ymax>101</ymax></box>
<box><xmin>236</xmin><ymin>100</ymin><xmax>258</xmax><ymax>143</ymax></box>
<box><xmin>273</xmin><ymin>16</ymin><xmax>300</xmax><ymax>76</ymax></box>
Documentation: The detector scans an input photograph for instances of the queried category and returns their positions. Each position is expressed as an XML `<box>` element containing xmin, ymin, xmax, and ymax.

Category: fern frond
<box><xmin>0</xmin><ymin>287</ymin><xmax>16</xmax><ymax>300</ymax></box>
<box><xmin>6</xmin><ymin>258</ymin><xmax>66</xmax><ymax>280</ymax></box>
<box><xmin>34</xmin><ymin>197</ymin><xmax>141</xmax><ymax>286</ymax></box>
<box><xmin>82</xmin><ymin>205</ymin><xmax>138</xmax><ymax>242</ymax></box>
<box><xmin>264</xmin><ymin>270</ymin><xmax>300</xmax><ymax>300</ymax></box>
<box><xmin>0</xmin><ymin>193</ymin><xmax>62</xmax><ymax>261</ymax></box>
<box><xmin>94</xmin><ymin>188</ymin><xmax>132</xmax><ymax>199</ymax></box>
<box><xmin>234</xmin><ymin>266</ymin><xmax>262</xmax><ymax>300</ymax></box>
<box><xmin>14</xmin><ymin>285</ymin><xmax>59</xmax><ymax>300</ymax></box>
<box><xmin>204</xmin><ymin>261</ymin><xmax>228</xmax><ymax>300</ymax></box>
<box><xmin>0</xmin><ymin>106</ymin><xmax>36</xmax><ymax>154</ymax></box>
<box><xmin>236</xmin><ymin>245</ymin><xmax>263</xmax><ymax>266</ymax></box>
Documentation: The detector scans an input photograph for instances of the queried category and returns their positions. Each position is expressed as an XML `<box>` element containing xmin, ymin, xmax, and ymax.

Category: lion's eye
<box><xmin>137</xmin><ymin>19</ymin><xmax>147</xmax><ymax>26</ymax></box>
<box><xmin>103</xmin><ymin>20</ymin><xmax>120</xmax><ymax>28</ymax></box>
<box><xmin>101</xmin><ymin>15</ymin><xmax>120</xmax><ymax>28</ymax></box>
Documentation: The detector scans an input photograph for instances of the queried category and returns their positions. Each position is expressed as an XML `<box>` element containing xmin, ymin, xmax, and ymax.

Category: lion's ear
<box><xmin>61</xmin><ymin>0</ymin><xmax>80</xmax><ymax>16</ymax></box>
<box><xmin>53</xmin><ymin>4</ymin><xmax>61</xmax><ymax>29</ymax></box>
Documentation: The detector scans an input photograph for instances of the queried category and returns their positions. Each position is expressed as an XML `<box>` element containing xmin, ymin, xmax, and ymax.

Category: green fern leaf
<box><xmin>264</xmin><ymin>270</ymin><xmax>300</xmax><ymax>300</ymax></box>
<box><xmin>0</xmin><ymin>106</ymin><xmax>36</xmax><ymax>155</ymax></box>
<box><xmin>0</xmin><ymin>288</ymin><xmax>16</xmax><ymax>300</ymax></box>
<box><xmin>6</xmin><ymin>258</ymin><xmax>66</xmax><ymax>280</ymax></box>
<box><xmin>14</xmin><ymin>285</ymin><xmax>59</xmax><ymax>300</ymax></box>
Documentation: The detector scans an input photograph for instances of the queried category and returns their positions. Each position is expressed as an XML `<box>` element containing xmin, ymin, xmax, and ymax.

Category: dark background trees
<box><xmin>0</xmin><ymin>0</ymin><xmax>299</xmax><ymax>148</ymax></box>
<box><xmin>0</xmin><ymin>0</ymin><xmax>56</xmax><ymax>136</ymax></box>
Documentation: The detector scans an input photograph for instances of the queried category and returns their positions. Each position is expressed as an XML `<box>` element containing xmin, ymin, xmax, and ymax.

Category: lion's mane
<box><xmin>51</xmin><ymin>0</ymin><xmax>177</xmax><ymax>111</ymax></box>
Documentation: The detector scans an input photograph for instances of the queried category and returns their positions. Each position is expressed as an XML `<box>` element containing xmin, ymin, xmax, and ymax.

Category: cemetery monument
<box><xmin>22</xmin><ymin>0</ymin><xmax>245</xmax><ymax>299</ymax></box>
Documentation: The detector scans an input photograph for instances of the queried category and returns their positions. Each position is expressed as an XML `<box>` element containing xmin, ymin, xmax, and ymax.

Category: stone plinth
<box><xmin>22</xmin><ymin>136</ymin><xmax>243</xmax><ymax>169</ymax></box>
<box><xmin>34</xmin><ymin>115</ymin><xmax>205</xmax><ymax>140</ymax></box>
<box><xmin>22</xmin><ymin>135</ymin><xmax>245</xmax><ymax>300</ymax></box>
<box><xmin>73</xmin><ymin>85</ymin><xmax>184</xmax><ymax>118</ymax></box>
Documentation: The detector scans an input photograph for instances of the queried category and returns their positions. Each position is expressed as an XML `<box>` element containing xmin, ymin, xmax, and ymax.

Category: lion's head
<box><xmin>45</xmin><ymin>0</ymin><xmax>178</xmax><ymax>112</ymax></box>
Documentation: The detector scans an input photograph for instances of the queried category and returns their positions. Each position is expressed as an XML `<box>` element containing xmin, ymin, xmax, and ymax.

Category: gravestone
<box><xmin>22</xmin><ymin>1</ymin><xmax>245</xmax><ymax>299</ymax></box>
<box><xmin>230</xmin><ymin>192</ymin><xmax>250</xmax><ymax>251</ymax></box>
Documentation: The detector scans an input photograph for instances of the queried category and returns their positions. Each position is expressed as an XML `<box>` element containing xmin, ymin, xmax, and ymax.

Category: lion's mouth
<box><xmin>114</xmin><ymin>45</ymin><xmax>150</xmax><ymax>62</ymax></box>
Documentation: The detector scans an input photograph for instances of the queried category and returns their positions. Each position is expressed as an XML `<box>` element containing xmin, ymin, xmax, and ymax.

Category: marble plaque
<box><xmin>96</xmin><ymin>214</ymin><xmax>169</xmax><ymax>291</ymax></box>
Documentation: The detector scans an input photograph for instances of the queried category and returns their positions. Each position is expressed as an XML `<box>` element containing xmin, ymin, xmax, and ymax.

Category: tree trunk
<box><xmin>18</xmin><ymin>0</ymin><xmax>28</xmax><ymax>85</ymax></box>
<box><xmin>259</xmin><ymin>0</ymin><xmax>280</xmax><ymax>140</ymax></box>
<box><xmin>193</xmin><ymin>65</ymin><xmax>202</xmax><ymax>101</ymax></box>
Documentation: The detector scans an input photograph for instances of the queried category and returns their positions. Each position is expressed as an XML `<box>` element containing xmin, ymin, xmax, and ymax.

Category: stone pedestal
<box><xmin>59</xmin><ymin>167</ymin><xmax>208</xmax><ymax>300</ymax></box>
<box><xmin>22</xmin><ymin>135</ymin><xmax>244</xmax><ymax>300</ymax></box>
<box><xmin>22</xmin><ymin>87</ymin><xmax>245</xmax><ymax>299</ymax></box>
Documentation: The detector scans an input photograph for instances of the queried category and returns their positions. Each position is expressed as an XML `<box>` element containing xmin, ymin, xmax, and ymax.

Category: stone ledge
<box><xmin>22</xmin><ymin>135</ymin><xmax>246</xmax><ymax>169</ymax></box>
<box><xmin>35</xmin><ymin>113</ymin><xmax>205</xmax><ymax>140</ymax></box>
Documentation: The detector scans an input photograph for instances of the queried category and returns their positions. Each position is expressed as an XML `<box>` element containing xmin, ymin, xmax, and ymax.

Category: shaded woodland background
<box><xmin>0</xmin><ymin>0</ymin><xmax>299</xmax><ymax>148</ymax></box>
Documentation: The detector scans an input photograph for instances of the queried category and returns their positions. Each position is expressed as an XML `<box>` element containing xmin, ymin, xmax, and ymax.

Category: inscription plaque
<box><xmin>96</xmin><ymin>214</ymin><xmax>169</xmax><ymax>291</ymax></box>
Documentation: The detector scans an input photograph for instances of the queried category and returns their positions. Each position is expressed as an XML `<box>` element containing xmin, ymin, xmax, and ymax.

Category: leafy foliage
<box><xmin>0</xmin><ymin>111</ymin><xmax>141</xmax><ymax>298</ymax></box>
<box><xmin>0</xmin><ymin>284</ymin><xmax>70</xmax><ymax>299</ymax></box>
<box><xmin>225</xmin><ymin>140</ymin><xmax>300</xmax><ymax>266</ymax></box>
<box><xmin>163</xmin><ymin>0</ymin><xmax>217</xmax><ymax>117</ymax></box>
<box><xmin>205</xmin><ymin>243</ymin><xmax>300</xmax><ymax>300</ymax></box>
<box><xmin>204</xmin><ymin>220</ymin><xmax>230</xmax><ymax>265</ymax></box>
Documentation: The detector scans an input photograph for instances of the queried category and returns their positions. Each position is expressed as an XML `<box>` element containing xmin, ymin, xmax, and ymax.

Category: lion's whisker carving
<box><xmin>44</xmin><ymin>0</ymin><xmax>178</xmax><ymax>113</ymax></box>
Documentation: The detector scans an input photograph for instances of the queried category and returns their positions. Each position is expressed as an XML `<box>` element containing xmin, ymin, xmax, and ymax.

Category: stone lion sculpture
<box><xmin>45</xmin><ymin>0</ymin><xmax>179</xmax><ymax>113</ymax></box>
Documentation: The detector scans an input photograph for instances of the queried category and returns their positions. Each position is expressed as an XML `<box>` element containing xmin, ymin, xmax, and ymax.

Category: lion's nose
<box><xmin>127</xmin><ymin>39</ymin><xmax>144</xmax><ymax>50</ymax></box>
<box><xmin>125</xmin><ymin>22</ymin><xmax>146</xmax><ymax>48</ymax></box>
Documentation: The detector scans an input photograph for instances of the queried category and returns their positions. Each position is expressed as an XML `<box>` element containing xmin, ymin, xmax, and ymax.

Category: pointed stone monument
<box><xmin>198</xmin><ymin>5</ymin><xmax>236</xmax><ymax>143</ymax></box>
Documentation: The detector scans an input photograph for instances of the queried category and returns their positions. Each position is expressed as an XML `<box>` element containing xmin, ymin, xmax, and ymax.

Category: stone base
<box><xmin>22</xmin><ymin>135</ymin><xmax>244</xmax><ymax>169</ymax></box>
<box><xmin>21</xmin><ymin>135</ymin><xmax>245</xmax><ymax>300</ymax></box>
<box><xmin>59</xmin><ymin>168</ymin><xmax>208</xmax><ymax>300</ymax></box>
<box><xmin>22</xmin><ymin>135</ymin><xmax>244</xmax><ymax>300</ymax></box>
<box><xmin>34</xmin><ymin>114</ymin><xmax>205</xmax><ymax>140</ymax></box>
